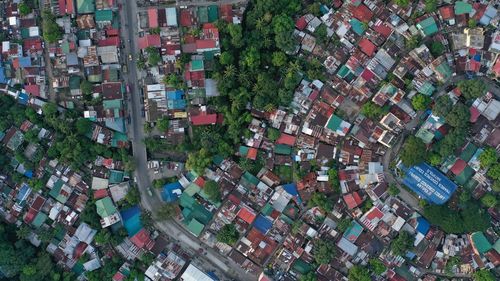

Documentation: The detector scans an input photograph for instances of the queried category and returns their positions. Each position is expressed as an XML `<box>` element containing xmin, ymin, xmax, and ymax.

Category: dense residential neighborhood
<box><xmin>0</xmin><ymin>0</ymin><xmax>500</xmax><ymax>281</ymax></box>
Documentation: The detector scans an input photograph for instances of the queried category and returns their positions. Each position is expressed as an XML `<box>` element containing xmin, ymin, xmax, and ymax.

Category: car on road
<box><xmin>147</xmin><ymin>187</ymin><xmax>153</xmax><ymax>196</ymax></box>
<box><xmin>134</xmin><ymin>177</ymin><xmax>137</xmax><ymax>183</ymax></box>
<box><xmin>126</xmin><ymin>84</ymin><xmax>130</xmax><ymax>92</ymax></box>
<box><xmin>128</xmin><ymin>54</ymin><xmax>133</xmax><ymax>61</ymax></box>
<box><xmin>141</xmin><ymin>109</ymin><xmax>145</xmax><ymax>117</ymax></box>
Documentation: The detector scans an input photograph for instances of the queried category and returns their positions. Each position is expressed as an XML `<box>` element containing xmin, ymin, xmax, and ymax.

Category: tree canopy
<box><xmin>473</xmin><ymin>269</ymin><xmax>495</xmax><ymax>281</ymax></box>
<box><xmin>361</xmin><ymin>101</ymin><xmax>387</xmax><ymax>120</ymax></box>
<box><xmin>348</xmin><ymin>265</ymin><xmax>371</xmax><ymax>281</ymax></box>
<box><xmin>216</xmin><ymin>224</ymin><xmax>239</xmax><ymax>245</ymax></box>
<box><xmin>186</xmin><ymin>148</ymin><xmax>212</xmax><ymax>175</ymax></box>
<box><xmin>156</xmin><ymin>203</ymin><xmax>179</xmax><ymax>220</ymax></box>
<box><xmin>445</xmin><ymin>103</ymin><xmax>470</xmax><ymax>128</ymax></box>
<box><xmin>391</xmin><ymin>231</ymin><xmax>414</xmax><ymax>256</ymax></box>
<box><xmin>42</xmin><ymin>10</ymin><xmax>62</xmax><ymax>43</ymax></box>
<box><xmin>423</xmin><ymin>201</ymin><xmax>490</xmax><ymax>233</ymax></box>
<box><xmin>458</xmin><ymin>79</ymin><xmax>486</xmax><ymax>100</ymax></box>
<box><xmin>156</xmin><ymin>117</ymin><xmax>170</xmax><ymax>132</ymax></box>
<box><xmin>313</xmin><ymin>240</ymin><xmax>336</xmax><ymax>264</ymax></box>
<box><xmin>432</xmin><ymin>95</ymin><xmax>453</xmax><ymax>117</ymax></box>
<box><xmin>308</xmin><ymin>192</ymin><xmax>333</xmax><ymax>213</ymax></box>
<box><xmin>203</xmin><ymin>180</ymin><xmax>222</xmax><ymax>202</ymax></box>
<box><xmin>411</xmin><ymin>94</ymin><xmax>432</xmax><ymax>111</ymax></box>
<box><xmin>400</xmin><ymin>136</ymin><xmax>427</xmax><ymax>166</ymax></box>
<box><xmin>429</xmin><ymin>41</ymin><xmax>444</xmax><ymax>57</ymax></box>
<box><xmin>479</xmin><ymin>147</ymin><xmax>498</xmax><ymax>168</ymax></box>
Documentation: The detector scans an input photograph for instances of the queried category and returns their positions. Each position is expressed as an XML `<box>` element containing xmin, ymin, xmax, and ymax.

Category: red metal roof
<box><xmin>220</xmin><ymin>4</ymin><xmax>233</xmax><ymax>23</ymax></box>
<box><xmin>98</xmin><ymin>37</ymin><xmax>120</xmax><ymax>47</ymax></box>
<box><xmin>470</xmin><ymin>106</ymin><xmax>480</xmax><ymax>123</ymax></box>
<box><xmin>24</xmin><ymin>84</ymin><xmax>40</xmax><ymax>96</ymax></box>
<box><xmin>365</xmin><ymin>207</ymin><xmax>384</xmax><ymax>220</ymax></box>
<box><xmin>93</xmin><ymin>189</ymin><xmax>108</xmax><ymax>199</ymax></box>
<box><xmin>276</xmin><ymin>134</ymin><xmax>296</xmax><ymax>146</ymax></box>
<box><xmin>190</xmin><ymin>113</ymin><xmax>217</xmax><ymax>125</ymax></box>
<box><xmin>296</xmin><ymin>16</ymin><xmax>307</xmax><ymax>30</ymax></box>
<box><xmin>138</xmin><ymin>34</ymin><xmax>161</xmax><ymax>49</ymax></box>
<box><xmin>23</xmin><ymin>38</ymin><xmax>43</xmax><ymax>53</ymax></box>
<box><xmin>194</xmin><ymin>177</ymin><xmax>206</xmax><ymax>188</ymax></box>
<box><xmin>343</xmin><ymin>191</ymin><xmax>363</xmax><ymax>209</ymax></box>
<box><xmin>361</xmin><ymin>68</ymin><xmax>374</xmax><ymax>81</ymax></box>
<box><xmin>148</xmin><ymin>8</ymin><xmax>158</xmax><ymax>28</ymax></box>
<box><xmin>450</xmin><ymin>159</ymin><xmax>467</xmax><ymax>175</ymax></box>
<box><xmin>493</xmin><ymin>57</ymin><xmax>500</xmax><ymax>77</ymax></box>
<box><xmin>439</xmin><ymin>5</ymin><xmax>455</xmax><ymax>20</ymax></box>
<box><xmin>112</xmin><ymin>272</ymin><xmax>126</xmax><ymax>281</ymax></box>
<box><xmin>195</xmin><ymin>39</ymin><xmax>216</xmax><ymax>50</ymax></box>
<box><xmin>237</xmin><ymin>207</ymin><xmax>257</xmax><ymax>224</ymax></box>
<box><xmin>130</xmin><ymin>228</ymin><xmax>154</xmax><ymax>250</ymax></box>
<box><xmin>372</xmin><ymin>22</ymin><xmax>392</xmax><ymax>38</ymax></box>
<box><xmin>350</xmin><ymin>4</ymin><xmax>373</xmax><ymax>22</ymax></box>
<box><xmin>180</xmin><ymin>9</ymin><xmax>193</xmax><ymax>27</ymax></box>
<box><xmin>359</xmin><ymin>38</ymin><xmax>376</xmax><ymax>57</ymax></box>
<box><xmin>247</xmin><ymin>148</ymin><xmax>258</xmax><ymax>160</ymax></box>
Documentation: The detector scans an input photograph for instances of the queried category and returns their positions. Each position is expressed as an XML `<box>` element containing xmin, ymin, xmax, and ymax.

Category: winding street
<box><xmin>118</xmin><ymin>1</ymin><xmax>255</xmax><ymax>280</ymax></box>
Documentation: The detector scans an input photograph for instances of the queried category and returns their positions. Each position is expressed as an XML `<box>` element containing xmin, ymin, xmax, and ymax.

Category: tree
<box><xmin>437</xmin><ymin>127</ymin><xmax>467</xmax><ymax>157</ymax></box>
<box><xmin>94</xmin><ymin>229</ymin><xmax>111</xmax><ymax>245</ymax></box>
<box><xmin>388</xmin><ymin>184</ymin><xmax>400</xmax><ymax>196</ymax></box>
<box><xmin>445</xmin><ymin>103</ymin><xmax>470</xmax><ymax>128</ymax></box>
<box><xmin>405</xmin><ymin>35</ymin><xmax>422</xmax><ymax>49</ymax></box>
<box><xmin>75</xmin><ymin>118</ymin><xmax>92</xmax><ymax>135</ymax></box>
<box><xmin>468</xmin><ymin>19</ymin><xmax>477</xmax><ymax>28</ymax></box>
<box><xmin>156</xmin><ymin>117</ymin><xmax>170</xmax><ymax>132</ymax></box>
<box><xmin>391</xmin><ymin>231</ymin><xmax>414</xmax><ymax>256</ymax></box>
<box><xmin>428</xmin><ymin>153</ymin><xmax>442</xmax><ymax>166</ymax></box>
<box><xmin>16</xmin><ymin>225</ymin><xmax>31</xmax><ymax>240</ymax></box>
<box><xmin>400</xmin><ymin>136</ymin><xmax>427</xmax><ymax>166</ymax></box>
<box><xmin>227</xmin><ymin>24</ymin><xmax>243</xmax><ymax>48</ymax></box>
<box><xmin>361</xmin><ymin>101</ymin><xmax>386</xmax><ymax>120</ymax></box>
<box><xmin>300</xmin><ymin>272</ymin><xmax>317</xmax><ymax>281</ymax></box>
<box><xmin>19</xmin><ymin>3</ymin><xmax>32</xmax><ymax>16</ymax></box>
<box><xmin>308</xmin><ymin>192</ymin><xmax>333</xmax><ymax>212</ymax></box>
<box><xmin>369</xmin><ymin>259</ymin><xmax>386</xmax><ymax>275</ymax></box>
<box><xmin>163</xmin><ymin>74</ymin><xmax>183</xmax><ymax>89</ymax></box>
<box><xmin>314</xmin><ymin>24</ymin><xmax>329</xmax><ymax>45</ymax></box>
<box><xmin>487</xmin><ymin>163</ymin><xmax>500</xmax><ymax>180</ymax></box>
<box><xmin>219</xmin><ymin>52</ymin><xmax>234</xmax><ymax>65</ymax></box>
<box><xmin>337</xmin><ymin>218</ymin><xmax>351</xmax><ymax>232</ymax></box>
<box><xmin>145</xmin><ymin>47</ymin><xmax>161</xmax><ymax>65</ymax></box>
<box><xmin>267</xmin><ymin>128</ymin><xmax>281</xmax><ymax>141</ymax></box>
<box><xmin>156</xmin><ymin>203</ymin><xmax>178</xmax><ymax>220</ymax></box>
<box><xmin>424</xmin><ymin>0</ymin><xmax>437</xmax><ymax>13</ymax></box>
<box><xmin>432</xmin><ymin>95</ymin><xmax>453</xmax><ymax>117</ymax></box>
<box><xmin>423</xmin><ymin>201</ymin><xmax>490</xmax><ymax>233</ymax></box>
<box><xmin>492</xmin><ymin>181</ymin><xmax>500</xmax><ymax>192</ymax></box>
<box><xmin>125</xmin><ymin>186</ymin><xmax>141</xmax><ymax>205</ymax></box>
<box><xmin>480</xmin><ymin>194</ymin><xmax>497</xmax><ymax>208</ymax></box>
<box><xmin>216</xmin><ymin>224</ymin><xmax>239</xmax><ymax>245</ymax></box>
<box><xmin>149</xmin><ymin>27</ymin><xmax>160</xmax><ymax>34</ymax></box>
<box><xmin>411</xmin><ymin>94</ymin><xmax>432</xmax><ymax>111</ymax></box>
<box><xmin>80</xmin><ymin>79</ymin><xmax>93</xmax><ymax>96</ymax></box>
<box><xmin>313</xmin><ymin>240</ymin><xmax>336</xmax><ymax>264</ymax></box>
<box><xmin>271</xmin><ymin>52</ymin><xmax>287</xmax><ymax>67</ymax></box>
<box><xmin>328</xmin><ymin>169</ymin><xmax>340</xmax><ymax>192</ymax></box>
<box><xmin>429</xmin><ymin>41</ymin><xmax>444</xmax><ymax>57</ymax></box>
<box><xmin>458</xmin><ymin>79</ymin><xmax>486</xmax><ymax>100</ymax></box>
<box><xmin>473</xmin><ymin>269</ymin><xmax>495</xmax><ymax>281</ymax></box>
<box><xmin>42</xmin><ymin>10</ymin><xmax>62</xmax><ymax>43</ymax></box>
<box><xmin>479</xmin><ymin>147</ymin><xmax>498</xmax><ymax>168</ymax></box>
<box><xmin>203</xmin><ymin>180</ymin><xmax>221</xmax><ymax>202</ymax></box>
<box><xmin>348</xmin><ymin>265</ymin><xmax>371</xmax><ymax>281</ymax></box>
<box><xmin>272</xmin><ymin>14</ymin><xmax>295</xmax><ymax>52</ymax></box>
<box><xmin>186</xmin><ymin>148</ymin><xmax>212</xmax><ymax>175</ymax></box>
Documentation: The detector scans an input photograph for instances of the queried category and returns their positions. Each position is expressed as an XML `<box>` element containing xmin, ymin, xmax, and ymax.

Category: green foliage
<box><xmin>145</xmin><ymin>47</ymin><xmax>161</xmax><ymax>65</ymax></box>
<box><xmin>313</xmin><ymin>240</ymin><xmax>336</xmax><ymax>264</ymax></box>
<box><xmin>428</xmin><ymin>153</ymin><xmax>442</xmax><ymax>166</ymax></box>
<box><xmin>391</xmin><ymin>231</ymin><xmax>414</xmax><ymax>256</ymax></box>
<box><xmin>429</xmin><ymin>41</ymin><xmax>444</xmax><ymax>57</ymax></box>
<box><xmin>411</xmin><ymin>94</ymin><xmax>432</xmax><ymax>111</ymax></box>
<box><xmin>445</xmin><ymin>103</ymin><xmax>470</xmax><ymax>128</ymax></box>
<box><xmin>328</xmin><ymin>169</ymin><xmax>340</xmax><ymax>192</ymax></box>
<box><xmin>424</xmin><ymin>0</ymin><xmax>438</xmax><ymax>13</ymax></box>
<box><xmin>480</xmin><ymin>194</ymin><xmax>497</xmax><ymax>208</ymax></box>
<box><xmin>75</xmin><ymin>118</ymin><xmax>92</xmax><ymax>135</ymax></box>
<box><xmin>458</xmin><ymin>79</ymin><xmax>486</xmax><ymax>100</ymax></box>
<box><xmin>271</xmin><ymin>51</ymin><xmax>287</xmax><ymax>67</ymax></box>
<box><xmin>19</xmin><ymin>3</ymin><xmax>32</xmax><ymax>16</ymax></box>
<box><xmin>272</xmin><ymin>14</ymin><xmax>295</xmax><ymax>52</ymax></box>
<box><xmin>361</xmin><ymin>101</ymin><xmax>387</xmax><ymax>120</ymax></box>
<box><xmin>42</xmin><ymin>10</ymin><xmax>62</xmax><ymax>43</ymax></box>
<box><xmin>156</xmin><ymin>117</ymin><xmax>170</xmax><ymax>132</ymax></box>
<box><xmin>186</xmin><ymin>148</ymin><xmax>212</xmax><ymax>175</ymax></box>
<box><xmin>216</xmin><ymin>224</ymin><xmax>239</xmax><ymax>245</ymax></box>
<box><xmin>468</xmin><ymin>19</ymin><xmax>477</xmax><ymax>28</ymax></box>
<box><xmin>348</xmin><ymin>265</ymin><xmax>371</xmax><ymax>281</ymax></box>
<box><xmin>337</xmin><ymin>218</ymin><xmax>351</xmax><ymax>233</ymax></box>
<box><xmin>436</xmin><ymin>127</ymin><xmax>467</xmax><ymax>157</ymax></box>
<box><xmin>156</xmin><ymin>203</ymin><xmax>178</xmax><ymax>220</ymax></box>
<box><xmin>492</xmin><ymin>181</ymin><xmax>500</xmax><ymax>192</ymax></box>
<box><xmin>479</xmin><ymin>147</ymin><xmax>498</xmax><ymax>168</ymax></box>
<box><xmin>125</xmin><ymin>186</ymin><xmax>141</xmax><ymax>205</ymax></box>
<box><xmin>423</xmin><ymin>201</ymin><xmax>490</xmax><ymax>233</ymax></box>
<box><xmin>308</xmin><ymin>192</ymin><xmax>333</xmax><ymax>212</ymax></box>
<box><xmin>300</xmin><ymin>272</ymin><xmax>317</xmax><ymax>281</ymax></box>
<box><xmin>219</xmin><ymin>52</ymin><xmax>234</xmax><ymax>65</ymax></box>
<box><xmin>314</xmin><ymin>24</ymin><xmax>329</xmax><ymax>45</ymax></box>
<box><xmin>227</xmin><ymin>24</ymin><xmax>243</xmax><ymax>48</ymax></box>
<box><xmin>487</xmin><ymin>163</ymin><xmax>500</xmax><ymax>180</ymax></box>
<box><xmin>163</xmin><ymin>73</ymin><xmax>183</xmax><ymax>89</ymax></box>
<box><xmin>203</xmin><ymin>180</ymin><xmax>222</xmax><ymax>202</ymax></box>
<box><xmin>400</xmin><ymin>136</ymin><xmax>427</xmax><ymax>166</ymax></box>
<box><xmin>369</xmin><ymin>259</ymin><xmax>386</xmax><ymax>275</ymax></box>
<box><xmin>473</xmin><ymin>269</ymin><xmax>495</xmax><ymax>281</ymax></box>
<box><xmin>149</xmin><ymin>27</ymin><xmax>160</xmax><ymax>34</ymax></box>
<box><xmin>267</xmin><ymin>128</ymin><xmax>281</xmax><ymax>141</ymax></box>
<box><xmin>80</xmin><ymin>79</ymin><xmax>93</xmax><ymax>96</ymax></box>
<box><xmin>388</xmin><ymin>184</ymin><xmax>400</xmax><ymax>196</ymax></box>
<box><xmin>405</xmin><ymin>35</ymin><xmax>422</xmax><ymax>49</ymax></box>
<box><xmin>432</xmin><ymin>95</ymin><xmax>453</xmax><ymax>117</ymax></box>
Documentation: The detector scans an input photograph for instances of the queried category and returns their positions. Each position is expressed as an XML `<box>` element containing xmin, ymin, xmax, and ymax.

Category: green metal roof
<box><xmin>77</xmin><ymin>0</ymin><xmax>95</xmax><ymax>14</ymax></box>
<box><xmin>95</xmin><ymin>197</ymin><xmax>117</xmax><ymax>218</ymax></box>
<box><xmin>416</xmin><ymin>128</ymin><xmax>435</xmax><ymax>144</ymax></box>
<box><xmin>459</xmin><ymin>143</ymin><xmax>477</xmax><ymax>162</ymax></box>
<box><xmin>326</xmin><ymin>114</ymin><xmax>342</xmax><ymax>131</ymax></box>
<box><xmin>103</xmin><ymin>99</ymin><xmax>122</xmax><ymax>109</ymax></box>
<box><xmin>455</xmin><ymin>165</ymin><xmax>475</xmax><ymax>186</ymax></box>
<box><xmin>454</xmin><ymin>1</ymin><xmax>472</xmax><ymax>15</ymax></box>
<box><xmin>49</xmin><ymin>180</ymin><xmax>65</xmax><ymax>203</ymax></box>
<box><xmin>109</xmin><ymin>170</ymin><xmax>124</xmax><ymax>184</ymax></box>
<box><xmin>337</xmin><ymin>65</ymin><xmax>351</xmax><ymax>78</ymax></box>
<box><xmin>239</xmin><ymin>146</ymin><xmax>249</xmax><ymax>156</ymax></box>
<box><xmin>292</xmin><ymin>259</ymin><xmax>312</xmax><ymax>274</ymax></box>
<box><xmin>191</xmin><ymin>59</ymin><xmax>204</xmax><ymax>71</ymax></box>
<box><xmin>418</xmin><ymin>81</ymin><xmax>436</xmax><ymax>96</ymax></box>
<box><xmin>435</xmin><ymin>61</ymin><xmax>452</xmax><ymax>81</ymax></box>
<box><xmin>186</xmin><ymin>219</ymin><xmax>204</xmax><ymax>237</ymax></box>
<box><xmin>242</xmin><ymin>172</ymin><xmax>259</xmax><ymax>186</ymax></box>
<box><xmin>213</xmin><ymin>155</ymin><xmax>224</xmax><ymax>166</ymax></box>
<box><xmin>32</xmin><ymin>212</ymin><xmax>47</xmax><ymax>228</ymax></box>
<box><xmin>417</xmin><ymin>17</ymin><xmax>439</xmax><ymax>36</ymax></box>
<box><xmin>20</xmin><ymin>28</ymin><xmax>30</xmax><ymax>39</ymax></box>
<box><xmin>197</xmin><ymin>6</ymin><xmax>208</xmax><ymax>23</ymax></box>
<box><xmin>470</xmin><ymin>232</ymin><xmax>492</xmax><ymax>254</ymax></box>
<box><xmin>69</xmin><ymin>75</ymin><xmax>81</xmax><ymax>90</ymax></box>
<box><xmin>350</xmin><ymin>19</ymin><xmax>366</xmax><ymax>35</ymax></box>
<box><xmin>275</xmin><ymin>144</ymin><xmax>292</xmax><ymax>155</ymax></box>
<box><xmin>207</xmin><ymin>5</ymin><xmax>219</xmax><ymax>22</ymax></box>
<box><xmin>179</xmin><ymin>192</ymin><xmax>196</xmax><ymax>209</ymax></box>
<box><xmin>184</xmin><ymin>183</ymin><xmax>201</xmax><ymax>196</ymax></box>
<box><xmin>95</xmin><ymin>9</ymin><xmax>113</xmax><ymax>22</ymax></box>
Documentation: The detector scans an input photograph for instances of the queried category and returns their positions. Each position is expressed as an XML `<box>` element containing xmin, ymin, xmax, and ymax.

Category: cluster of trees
<box><xmin>145</xmin><ymin>47</ymin><xmax>161</xmax><ymax>65</ymax></box>
<box><xmin>203</xmin><ymin>180</ymin><xmax>222</xmax><ymax>202</ymax></box>
<box><xmin>361</xmin><ymin>101</ymin><xmax>389</xmax><ymax>120</ymax></box>
<box><xmin>400</xmin><ymin>136</ymin><xmax>427</xmax><ymax>166</ymax></box>
<box><xmin>423</xmin><ymin>200</ymin><xmax>490</xmax><ymax>233</ymax></box>
<box><xmin>313</xmin><ymin>240</ymin><xmax>336</xmax><ymax>265</ymax></box>
<box><xmin>390</xmin><ymin>231</ymin><xmax>414</xmax><ymax>256</ymax></box>
<box><xmin>42</xmin><ymin>10</ymin><xmax>63</xmax><ymax>43</ymax></box>
<box><xmin>457</xmin><ymin>79</ymin><xmax>487</xmax><ymax>100</ymax></box>
<box><xmin>308</xmin><ymin>192</ymin><xmax>333</xmax><ymax>213</ymax></box>
<box><xmin>0</xmin><ymin>222</ymin><xmax>75</xmax><ymax>281</ymax></box>
<box><xmin>216</xmin><ymin>224</ymin><xmax>239</xmax><ymax>245</ymax></box>
<box><xmin>411</xmin><ymin>94</ymin><xmax>432</xmax><ymax>111</ymax></box>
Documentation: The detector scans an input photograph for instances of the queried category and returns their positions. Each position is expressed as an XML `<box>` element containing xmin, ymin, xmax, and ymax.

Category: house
<box><xmin>416</xmin><ymin>17</ymin><xmax>439</xmax><ymax>37</ymax></box>
<box><xmin>2</xmin><ymin>127</ymin><xmax>24</xmax><ymax>151</ymax></box>
<box><xmin>96</xmin><ymin>197</ymin><xmax>121</xmax><ymax>227</ymax></box>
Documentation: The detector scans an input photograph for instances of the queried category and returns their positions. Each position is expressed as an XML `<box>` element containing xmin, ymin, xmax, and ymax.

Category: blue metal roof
<box><xmin>416</xmin><ymin>217</ymin><xmax>430</xmax><ymax>235</ymax></box>
<box><xmin>120</xmin><ymin>205</ymin><xmax>143</xmax><ymax>237</ymax></box>
<box><xmin>166</xmin><ymin>90</ymin><xmax>184</xmax><ymax>100</ymax></box>
<box><xmin>18</xmin><ymin>57</ymin><xmax>31</xmax><ymax>68</ymax></box>
<box><xmin>0</xmin><ymin>66</ymin><xmax>6</xmax><ymax>83</ymax></box>
<box><xmin>254</xmin><ymin>214</ymin><xmax>272</xmax><ymax>235</ymax></box>
<box><xmin>162</xmin><ymin>181</ymin><xmax>183</xmax><ymax>202</ymax></box>
<box><xmin>403</xmin><ymin>163</ymin><xmax>457</xmax><ymax>205</ymax></box>
<box><xmin>16</xmin><ymin>183</ymin><xmax>31</xmax><ymax>202</ymax></box>
<box><xmin>18</xmin><ymin>92</ymin><xmax>29</xmax><ymax>105</ymax></box>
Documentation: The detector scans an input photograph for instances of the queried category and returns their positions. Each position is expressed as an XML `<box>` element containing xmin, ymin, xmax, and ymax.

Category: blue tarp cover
<box><xmin>403</xmin><ymin>163</ymin><xmax>457</xmax><ymax>204</ymax></box>
<box><xmin>162</xmin><ymin>181</ymin><xmax>183</xmax><ymax>202</ymax></box>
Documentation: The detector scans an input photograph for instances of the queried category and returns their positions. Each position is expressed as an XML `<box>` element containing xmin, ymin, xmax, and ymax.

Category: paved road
<box><xmin>39</xmin><ymin>0</ymin><xmax>56</xmax><ymax>102</ymax></box>
<box><xmin>119</xmin><ymin>1</ymin><xmax>255</xmax><ymax>280</ymax></box>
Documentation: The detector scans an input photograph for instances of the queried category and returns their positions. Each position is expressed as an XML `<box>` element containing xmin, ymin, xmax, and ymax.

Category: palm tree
<box><xmin>223</xmin><ymin>64</ymin><xmax>237</xmax><ymax>80</ymax></box>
